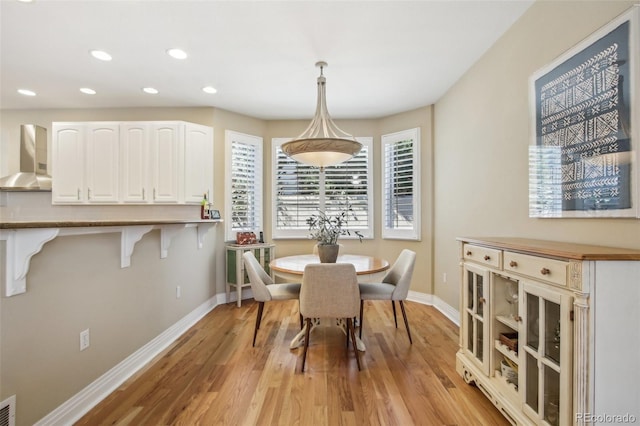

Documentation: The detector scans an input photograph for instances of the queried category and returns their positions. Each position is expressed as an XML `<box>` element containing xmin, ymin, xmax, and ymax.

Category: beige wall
<box><xmin>1</xmin><ymin>227</ymin><xmax>221</xmax><ymax>424</ymax></box>
<box><xmin>433</xmin><ymin>0</ymin><xmax>640</xmax><ymax>309</ymax></box>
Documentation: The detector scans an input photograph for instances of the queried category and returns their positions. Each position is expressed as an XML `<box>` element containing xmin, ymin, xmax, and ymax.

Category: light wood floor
<box><xmin>76</xmin><ymin>299</ymin><xmax>509</xmax><ymax>425</ymax></box>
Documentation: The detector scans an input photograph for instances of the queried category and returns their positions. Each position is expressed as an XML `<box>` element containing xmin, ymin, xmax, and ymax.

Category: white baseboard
<box><xmin>35</xmin><ymin>295</ymin><xmax>220</xmax><ymax>426</ymax></box>
<box><xmin>407</xmin><ymin>290</ymin><xmax>460</xmax><ymax>327</ymax></box>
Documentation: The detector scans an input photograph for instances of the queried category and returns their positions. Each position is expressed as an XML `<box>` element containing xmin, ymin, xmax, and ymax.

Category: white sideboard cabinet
<box><xmin>52</xmin><ymin>121</ymin><xmax>213</xmax><ymax>205</ymax></box>
<box><xmin>456</xmin><ymin>237</ymin><xmax>640</xmax><ymax>426</ymax></box>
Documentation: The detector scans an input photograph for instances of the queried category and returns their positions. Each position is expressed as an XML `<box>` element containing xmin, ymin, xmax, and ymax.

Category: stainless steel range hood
<box><xmin>0</xmin><ymin>124</ymin><xmax>52</xmax><ymax>191</ymax></box>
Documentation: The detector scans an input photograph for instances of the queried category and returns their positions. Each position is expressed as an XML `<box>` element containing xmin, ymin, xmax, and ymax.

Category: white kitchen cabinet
<box><xmin>86</xmin><ymin>123</ymin><xmax>120</xmax><ymax>203</ymax></box>
<box><xmin>52</xmin><ymin>122</ymin><xmax>119</xmax><ymax>203</ymax></box>
<box><xmin>149</xmin><ymin>123</ymin><xmax>182</xmax><ymax>203</ymax></box>
<box><xmin>52</xmin><ymin>124</ymin><xmax>85</xmax><ymax>203</ymax></box>
<box><xmin>184</xmin><ymin>123</ymin><xmax>213</xmax><ymax>203</ymax></box>
<box><xmin>52</xmin><ymin>121</ymin><xmax>213</xmax><ymax>205</ymax></box>
<box><xmin>456</xmin><ymin>237</ymin><xmax>640</xmax><ymax>426</ymax></box>
<box><xmin>120</xmin><ymin>122</ymin><xmax>149</xmax><ymax>203</ymax></box>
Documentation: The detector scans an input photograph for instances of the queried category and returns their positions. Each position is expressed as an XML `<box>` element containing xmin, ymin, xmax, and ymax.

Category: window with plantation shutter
<box><xmin>272</xmin><ymin>137</ymin><xmax>373</xmax><ymax>239</ymax></box>
<box><xmin>382</xmin><ymin>128</ymin><xmax>420</xmax><ymax>240</ymax></box>
<box><xmin>225</xmin><ymin>131</ymin><xmax>263</xmax><ymax>241</ymax></box>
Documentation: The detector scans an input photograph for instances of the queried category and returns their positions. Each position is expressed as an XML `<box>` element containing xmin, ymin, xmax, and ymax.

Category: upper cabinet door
<box><xmin>52</xmin><ymin>124</ymin><xmax>86</xmax><ymax>203</ymax></box>
<box><xmin>149</xmin><ymin>123</ymin><xmax>181</xmax><ymax>203</ymax></box>
<box><xmin>86</xmin><ymin>123</ymin><xmax>119</xmax><ymax>203</ymax></box>
<box><xmin>184</xmin><ymin>123</ymin><xmax>214</xmax><ymax>203</ymax></box>
<box><xmin>121</xmin><ymin>123</ymin><xmax>149</xmax><ymax>203</ymax></box>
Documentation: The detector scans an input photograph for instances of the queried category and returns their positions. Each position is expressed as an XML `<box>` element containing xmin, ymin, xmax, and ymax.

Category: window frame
<box><xmin>381</xmin><ymin>128</ymin><xmax>421</xmax><ymax>240</ymax></box>
<box><xmin>271</xmin><ymin>137</ymin><xmax>374</xmax><ymax>240</ymax></box>
<box><xmin>225</xmin><ymin>130</ymin><xmax>263</xmax><ymax>242</ymax></box>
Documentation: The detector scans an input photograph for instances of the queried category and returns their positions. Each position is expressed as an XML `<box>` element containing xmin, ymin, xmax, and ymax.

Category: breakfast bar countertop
<box><xmin>0</xmin><ymin>218</ymin><xmax>223</xmax><ymax>229</ymax></box>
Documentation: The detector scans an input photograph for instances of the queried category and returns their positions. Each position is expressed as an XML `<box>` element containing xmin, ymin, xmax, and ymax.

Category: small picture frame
<box><xmin>210</xmin><ymin>210</ymin><xmax>221</xmax><ymax>219</ymax></box>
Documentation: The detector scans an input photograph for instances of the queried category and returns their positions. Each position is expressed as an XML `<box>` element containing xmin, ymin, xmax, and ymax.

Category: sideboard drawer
<box><xmin>463</xmin><ymin>244</ymin><xmax>502</xmax><ymax>269</ymax></box>
<box><xmin>504</xmin><ymin>251</ymin><xmax>568</xmax><ymax>286</ymax></box>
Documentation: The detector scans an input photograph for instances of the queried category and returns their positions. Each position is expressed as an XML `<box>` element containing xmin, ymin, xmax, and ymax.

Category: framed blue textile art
<box><xmin>529</xmin><ymin>6</ymin><xmax>640</xmax><ymax>218</ymax></box>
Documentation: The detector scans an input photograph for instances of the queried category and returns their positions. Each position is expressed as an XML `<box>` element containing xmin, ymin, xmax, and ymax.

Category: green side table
<box><xmin>225</xmin><ymin>243</ymin><xmax>276</xmax><ymax>307</ymax></box>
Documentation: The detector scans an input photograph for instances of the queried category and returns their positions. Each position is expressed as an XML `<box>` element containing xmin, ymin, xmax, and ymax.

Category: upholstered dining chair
<box><xmin>243</xmin><ymin>251</ymin><xmax>302</xmax><ymax>347</ymax></box>
<box><xmin>358</xmin><ymin>249</ymin><xmax>416</xmax><ymax>344</ymax></box>
<box><xmin>299</xmin><ymin>263</ymin><xmax>361</xmax><ymax>372</ymax></box>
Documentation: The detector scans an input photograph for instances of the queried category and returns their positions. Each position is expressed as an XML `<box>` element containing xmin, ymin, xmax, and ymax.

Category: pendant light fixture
<box><xmin>281</xmin><ymin>61</ymin><xmax>362</xmax><ymax>170</ymax></box>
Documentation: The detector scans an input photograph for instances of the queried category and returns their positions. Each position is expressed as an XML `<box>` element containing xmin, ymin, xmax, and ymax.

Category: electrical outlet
<box><xmin>443</xmin><ymin>272</ymin><xmax>447</xmax><ymax>284</ymax></box>
<box><xmin>80</xmin><ymin>329</ymin><xmax>90</xmax><ymax>351</ymax></box>
<box><xmin>176</xmin><ymin>286</ymin><xmax>181</xmax><ymax>299</ymax></box>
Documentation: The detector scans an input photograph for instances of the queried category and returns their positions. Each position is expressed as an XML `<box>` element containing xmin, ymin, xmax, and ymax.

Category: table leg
<box><xmin>290</xmin><ymin>319</ymin><xmax>366</xmax><ymax>351</ymax></box>
<box><xmin>290</xmin><ymin>318</ymin><xmax>320</xmax><ymax>349</ymax></box>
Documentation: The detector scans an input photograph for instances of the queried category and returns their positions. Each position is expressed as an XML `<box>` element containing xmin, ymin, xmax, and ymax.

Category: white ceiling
<box><xmin>0</xmin><ymin>0</ymin><xmax>533</xmax><ymax>120</ymax></box>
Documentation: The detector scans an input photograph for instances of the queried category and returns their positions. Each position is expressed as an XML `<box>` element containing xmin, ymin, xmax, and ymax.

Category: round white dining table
<box><xmin>270</xmin><ymin>254</ymin><xmax>389</xmax><ymax>278</ymax></box>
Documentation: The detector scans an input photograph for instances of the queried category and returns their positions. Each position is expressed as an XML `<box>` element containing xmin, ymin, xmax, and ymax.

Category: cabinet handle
<box><xmin>484</xmin><ymin>255</ymin><xmax>491</xmax><ymax>261</ymax></box>
<box><xmin>540</xmin><ymin>267</ymin><xmax>551</xmax><ymax>275</ymax></box>
<box><xmin>153</xmin><ymin>188</ymin><xmax>156</xmax><ymax>200</ymax></box>
<box><xmin>77</xmin><ymin>188</ymin><xmax>80</xmax><ymax>200</ymax></box>
<box><xmin>514</xmin><ymin>315</ymin><xmax>522</xmax><ymax>322</ymax></box>
<box><xmin>142</xmin><ymin>188</ymin><xmax>145</xmax><ymax>200</ymax></box>
<box><xmin>466</xmin><ymin>251</ymin><xmax>472</xmax><ymax>256</ymax></box>
<box><xmin>87</xmin><ymin>188</ymin><xmax>91</xmax><ymax>200</ymax></box>
<box><xmin>509</xmin><ymin>261</ymin><xmax>518</xmax><ymax>268</ymax></box>
<box><xmin>479</xmin><ymin>297</ymin><xmax>486</xmax><ymax>304</ymax></box>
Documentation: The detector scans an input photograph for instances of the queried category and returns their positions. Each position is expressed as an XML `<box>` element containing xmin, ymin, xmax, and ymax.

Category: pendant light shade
<box><xmin>282</xmin><ymin>62</ymin><xmax>361</xmax><ymax>169</ymax></box>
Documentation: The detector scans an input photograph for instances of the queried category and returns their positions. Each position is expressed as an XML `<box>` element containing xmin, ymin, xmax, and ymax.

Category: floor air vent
<box><xmin>0</xmin><ymin>395</ymin><xmax>16</xmax><ymax>426</ymax></box>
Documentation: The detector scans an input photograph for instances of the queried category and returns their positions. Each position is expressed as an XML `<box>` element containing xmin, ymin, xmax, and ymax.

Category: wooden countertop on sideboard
<box><xmin>457</xmin><ymin>237</ymin><xmax>640</xmax><ymax>261</ymax></box>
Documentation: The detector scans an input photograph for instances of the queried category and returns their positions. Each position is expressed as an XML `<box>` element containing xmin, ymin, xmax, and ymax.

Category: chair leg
<box><xmin>392</xmin><ymin>300</ymin><xmax>398</xmax><ymax>328</ymax></box>
<box><xmin>301</xmin><ymin>317</ymin><xmax>312</xmax><ymax>372</ymax></box>
<box><xmin>359</xmin><ymin>300</ymin><xmax>364</xmax><ymax>338</ymax></box>
<box><xmin>298</xmin><ymin>301</ymin><xmax>303</xmax><ymax>329</ymax></box>
<box><xmin>399</xmin><ymin>301</ymin><xmax>413</xmax><ymax>344</ymax></box>
<box><xmin>347</xmin><ymin>318</ymin><xmax>361</xmax><ymax>371</ymax></box>
<box><xmin>346</xmin><ymin>320</ymin><xmax>350</xmax><ymax>348</ymax></box>
<box><xmin>253</xmin><ymin>302</ymin><xmax>265</xmax><ymax>347</ymax></box>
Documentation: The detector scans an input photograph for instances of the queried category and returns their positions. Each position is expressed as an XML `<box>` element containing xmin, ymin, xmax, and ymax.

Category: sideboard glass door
<box><xmin>463</xmin><ymin>263</ymin><xmax>490</xmax><ymax>374</ymax></box>
<box><xmin>521</xmin><ymin>281</ymin><xmax>572</xmax><ymax>426</ymax></box>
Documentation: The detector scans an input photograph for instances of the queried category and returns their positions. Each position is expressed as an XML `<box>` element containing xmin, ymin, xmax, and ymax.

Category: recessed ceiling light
<box><xmin>80</xmin><ymin>88</ymin><xmax>96</xmax><ymax>95</ymax></box>
<box><xmin>142</xmin><ymin>87</ymin><xmax>159</xmax><ymax>94</ymax></box>
<box><xmin>17</xmin><ymin>0</ymin><xmax>35</xmax><ymax>3</ymax></box>
<box><xmin>90</xmin><ymin>50</ymin><xmax>112</xmax><ymax>61</ymax></box>
<box><xmin>167</xmin><ymin>48</ymin><xmax>188</xmax><ymax>59</ymax></box>
<box><xmin>17</xmin><ymin>89</ymin><xmax>36</xmax><ymax>96</ymax></box>
<box><xmin>202</xmin><ymin>86</ymin><xmax>217</xmax><ymax>94</ymax></box>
